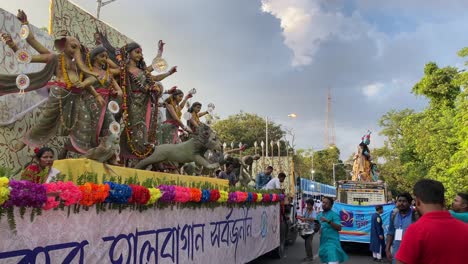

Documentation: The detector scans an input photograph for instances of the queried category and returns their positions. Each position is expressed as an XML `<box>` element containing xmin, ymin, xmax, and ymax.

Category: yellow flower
<box><xmin>257</xmin><ymin>194</ymin><xmax>263</xmax><ymax>202</ymax></box>
<box><xmin>0</xmin><ymin>187</ymin><xmax>10</xmax><ymax>205</ymax></box>
<box><xmin>0</xmin><ymin>177</ymin><xmax>9</xmax><ymax>187</ymax></box>
<box><xmin>147</xmin><ymin>188</ymin><xmax>162</xmax><ymax>205</ymax></box>
<box><xmin>218</xmin><ymin>190</ymin><xmax>228</xmax><ymax>203</ymax></box>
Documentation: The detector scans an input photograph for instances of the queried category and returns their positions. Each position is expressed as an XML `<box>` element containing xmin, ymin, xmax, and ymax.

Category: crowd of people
<box><xmin>294</xmin><ymin>179</ymin><xmax>467</xmax><ymax>264</ymax></box>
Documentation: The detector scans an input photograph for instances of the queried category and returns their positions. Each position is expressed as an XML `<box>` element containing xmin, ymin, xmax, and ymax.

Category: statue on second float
<box><xmin>352</xmin><ymin>131</ymin><xmax>373</xmax><ymax>181</ymax></box>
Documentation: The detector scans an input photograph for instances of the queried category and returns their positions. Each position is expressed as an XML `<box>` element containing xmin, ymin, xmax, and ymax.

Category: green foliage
<box><xmin>294</xmin><ymin>147</ymin><xmax>347</xmax><ymax>185</ymax></box>
<box><xmin>376</xmin><ymin>51</ymin><xmax>468</xmax><ymax>199</ymax></box>
<box><xmin>211</xmin><ymin>111</ymin><xmax>287</xmax><ymax>155</ymax></box>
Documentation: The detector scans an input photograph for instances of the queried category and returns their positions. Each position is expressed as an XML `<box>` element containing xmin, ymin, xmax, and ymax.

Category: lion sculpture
<box><xmin>135</xmin><ymin>124</ymin><xmax>223</xmax><ymax>170</ymax></box>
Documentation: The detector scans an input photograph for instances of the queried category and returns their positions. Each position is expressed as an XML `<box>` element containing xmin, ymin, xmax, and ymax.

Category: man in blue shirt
<box><xmin>255</xmin><ymin>165</ymin><xmax>273</xmax><ymax>189</ymax></box>
<box><xmin>450</xmin><ymin>192</ymin><xmax>468</xmax><ymax>223</ymax></box>
<box><xmin>386</xmin><ymin>192</ymin><xmax>418</xmax><ymax>264</ymax></box>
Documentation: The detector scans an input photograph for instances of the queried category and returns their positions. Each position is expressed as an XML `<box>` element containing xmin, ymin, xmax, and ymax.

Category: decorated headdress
<box><xmin>125</xmin><ymin>42</ymin><xmax>141</xmax><ymax>54</ymax></box>
<box><xmin>361</xmin><ymin>130</ymin><xmax>371</xmax><ymax>145</ymax></box>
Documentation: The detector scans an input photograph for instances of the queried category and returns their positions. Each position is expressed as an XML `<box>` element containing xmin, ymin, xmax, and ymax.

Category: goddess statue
<box><xmin>186</xmin><ymin>101</ymin><xmax>209</xmax><ymax>133</ymax></box>
<box><xmin>67</xmin><ymin>45</ymin><xmax>123</xmax><ymax>154</ymax></box>
<box><xmin>352</xmin><ymin>132</ymin><xmax>372</xmax><ymax>181</ymax></box>
<box><xmin>0</xmin><ymin>10</ymin><xmax>100</xmax><ymax>153</ymax></box>
<box><xmin>159</xmin><ymin>88</ymin><xmax>192</xmax><ymax>144</ymax></box>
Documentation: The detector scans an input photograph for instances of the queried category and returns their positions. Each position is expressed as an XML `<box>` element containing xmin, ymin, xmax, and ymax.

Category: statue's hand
<box><xmin>0</xmin><ymin>33</ymin><xmax>13</xmax><ymax>46</ymax></box>
<box><xmin>158</xmin><ymin>40</ymin><xmax>165</xmax><ymax>53</ymax></box>
<box><xmin>169</xmin><ymin>66</ymin><xmax>177</xmax><ymax>75</ymax></box>
<box><xmin>16</xmin><ymin>9</ymin><xmax>28</xmax><ymax>24</ymax></box>
<box><xmin>96</xmin><ymin>95</ymin><xmax>106</xmax><ymax>107</ymax></box>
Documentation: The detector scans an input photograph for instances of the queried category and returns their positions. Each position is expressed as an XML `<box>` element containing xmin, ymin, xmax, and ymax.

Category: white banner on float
<box><xmin>0</xmin><ymin>205</ymin><xmax>280</xmax><ymax>264</ymax></box>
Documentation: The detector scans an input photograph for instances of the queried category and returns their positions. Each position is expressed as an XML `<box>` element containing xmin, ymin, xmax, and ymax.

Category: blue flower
<box><xmin>104</xmin><ymin>182</ymin><xmax>132</xmax><ymax>204</ymax></box>
<box><xmin>201</xmin><ymin>189</ymin><xmax>211</xmax><ymax>203</ymax></box>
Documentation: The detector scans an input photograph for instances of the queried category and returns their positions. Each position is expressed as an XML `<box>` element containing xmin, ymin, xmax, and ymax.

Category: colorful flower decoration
<box><xmin>190</xmin><ymin>188</ymin><xmax>202</xmax><ymax>202</ymax></box>
<box><xmin>128</xmin><ymin>184</ymin><xmax>150</xmax><ymax>205</ymax></box>
<box><xmin>104</xmin><ymin>182</ymin><xmax>132</xmax><ymax>204</ymax></box>
<box><xmin>252</xmin><ymin>192</ymin><xmax>258</xmax><ymax>203</ymax></box>
<box><xmin>271</xmin><ymin>193</ymin><xmax>278</xmax><ymax>202</ymax></box>
<box><xmin>174</xmin><ymin>186</ymin><xmax>191</xmax><ymax>203</ymax></box>
<box><xmin>218</xmin><ymin>190</ymin><xmax>228</xmax><ymax>203</ymax></box>
<box><xmin>246</xmin><ymin>192</ymin><xmax>253</xmax><ymax>202</ymax></box>
<box><xmin>0</xmin><ymin>177</ymin><xmax>11</xmax><ymax>206</ymax></box>
<box><xmin>43</xmin><ymin>181</ymin><xmax>83</xmax><ymax>210</ymax></box>
<box><xmin>257</xmin><ymin>193</ymin><xmax>263</xmax><ymax>203</ymax></box>
<box><xmin>209</xmin><ymin>189</ymin><xmax>220</xmax><ymax>202</ymax></box>
<box><xmin>279</xmin><ymin>194</ymin><xmax>285</xmax><ymax>201</ymax></box>
<box><xmin>262</xmin><ymin>193</ymin><xmax>271</xmax><ymax>202</ymax></box>
<box><xmin>79</xmin><ymin>183</ymin><xmax>110</xmax><ymax>206</ymax></box>
<box><xmin>228</xmin><ymin>192</ymin><xmax>237</xmax><ymax>203</ymax></box>
<box><xmin>158</xmin><ymin>185</ymin><xmax>176</xmax><ymax>203</ymax></box>
<box><xmin>201</xmin><ymin>189</ymin><xmax>211</xmax><ymax>203</ymax></box>
<box><xmin>4</xmin><ymin>180</ymin><xmax>47</xmax><ymax>208</ymax></box>
<box><xmin>146</xmin><ymin>187</ymin><xmax>162</xmax><ymax>205</ymax></box>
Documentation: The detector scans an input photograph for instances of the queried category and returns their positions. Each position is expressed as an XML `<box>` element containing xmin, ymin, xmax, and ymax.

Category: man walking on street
<box><xmin>317</xmin><ymin>197</ymin><xmax>349</xmax><ymax>264</ymax></box>
<box><xmin>450</xmin><ymin>192</ymin><xmax>468</xmax><ymax>223</ymax></box>
<box><xmin>395</xmin><ymin>179</ymin><xmax>468</xmax><ymax>264</ymax></box>
<box><xmin>386</xmin><ymin>193</ymin><xmax>418</xmax><ymax>263</ymax></box>
<box><xmin>370</xmin><ymin>205</ymin><xmax>385</xmax><ymax>262</ymax></box>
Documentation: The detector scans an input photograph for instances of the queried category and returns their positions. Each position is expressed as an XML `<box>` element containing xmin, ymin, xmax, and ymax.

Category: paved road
<box><xmin>249</xmin><ymin>237</ymin><xmax>387</xmax><ymax>264</ymax></box>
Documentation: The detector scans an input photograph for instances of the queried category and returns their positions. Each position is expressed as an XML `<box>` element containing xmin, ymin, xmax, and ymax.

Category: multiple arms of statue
<box><xmin>17</xmin><ymin>10</ymin><xmax>50</xmax><ymax>55</ymax></box>
<box><xmin>106</xmin><ymin>59</ymin><xmax>121</xmax><ymax>76</ymax></box>
<box><xmin>150</xmin><ymin>66</ymin><xmax>177</xmax><ymax>81</ymax></box>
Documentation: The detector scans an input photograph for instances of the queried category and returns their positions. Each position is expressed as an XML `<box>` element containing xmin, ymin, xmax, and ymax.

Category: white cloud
<box><xmin>362</xmin><ymin>83</ymin><xmax>384</xmax><ymax>97</ymax></box>
<box><xmin>260</xmin><ymin>0</ymin><xmax>373</xmax><ymax>67</ymax></box>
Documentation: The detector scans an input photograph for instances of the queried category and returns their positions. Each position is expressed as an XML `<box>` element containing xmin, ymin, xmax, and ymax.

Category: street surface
<box><xmin>249</xmin><ymin>237</ymin><xmax>384</xmax><ymax>264</ymax></box>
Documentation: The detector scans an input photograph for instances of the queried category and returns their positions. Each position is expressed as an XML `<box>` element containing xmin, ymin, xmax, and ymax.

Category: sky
<box><xmin>1</xmin><ymin>0</ymin><xmax>468</xmax><ymax>159</ymax></box>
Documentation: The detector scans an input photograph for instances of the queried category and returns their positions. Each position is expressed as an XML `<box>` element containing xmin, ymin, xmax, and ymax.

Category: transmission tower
<box><xmin>325</xmin><ymin>88</ymin><xmax>336</xmax><ymax>146</ymax></box>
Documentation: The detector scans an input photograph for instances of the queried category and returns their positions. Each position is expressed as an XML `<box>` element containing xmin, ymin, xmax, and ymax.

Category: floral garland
<box><xmin>118</xmin><ymin>46</ymin><xmax>154</xmax><ymax>158</ymax></box>
<box><xmin>58</xmin><ymin>53</ymin><xmax>82</xmax><ymax>131</ymax></box>
<box><xmin>169</xmin><ymin>97</ymin><xmax>182</xmax><ymax>119</ymax></box>
<box><xmin>192</xmin><ymin>112</ymin><xmax>201</xmax><ymax>125</ymax></box>
<box><xmin>0</xmin><ymin>177</ymin><xmax>10</xmax><ymax>206</ymax></box>
<box><xmin>43</xmin><ymin>181</ymin><xmax>82</xmax><ymax>210</ymax></box>
<box><xmin>0</xmin><ymin>178</ymin><xmax>285</xmax><ymax>220</ymax></box>
<box><xmin>3</xmin><ymin>180</ymin><xmax>47</xmax><ymax>208</ymax></box>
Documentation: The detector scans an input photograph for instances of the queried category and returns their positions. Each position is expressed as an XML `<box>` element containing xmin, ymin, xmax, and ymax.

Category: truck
<box><xmin>334</xmin><ymin>180</ymin><xmax>394</xmax><ymax>244</ymax></box>
<box><xmin>336</xmin><ymin>180</ymin><xmax>388</xmax><ymax>205</ymax></box>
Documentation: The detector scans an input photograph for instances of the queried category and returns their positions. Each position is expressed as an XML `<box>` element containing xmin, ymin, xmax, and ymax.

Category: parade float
<box><xmin>0</xmin><ymin>1</ymin><xmax>291</xmax><ymax>263</ymax></box>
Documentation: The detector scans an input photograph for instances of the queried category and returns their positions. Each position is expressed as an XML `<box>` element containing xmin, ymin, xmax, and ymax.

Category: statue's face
<box><xmin>193</xmin><ymin>105</ymin><xmax>202</xmax><ymax>113</ymax></box>
<box><xmin>175</xmin><ymin>93</ymin><xmax>184</xmax><ymax>103</ymax></box>
<box><xmin>95</xmin><ymin>51</ymin><xmax>109</xmax><ymax>66</ymax></box>
<box><xmin>130</xmin><ymin>48</ymin><xmax>143</xmax><ymax>62</ymax></box>
<box><xmin>63</xmin><ymin>37</ymin><xmax>81</xmax><ymax>57</ymax></box>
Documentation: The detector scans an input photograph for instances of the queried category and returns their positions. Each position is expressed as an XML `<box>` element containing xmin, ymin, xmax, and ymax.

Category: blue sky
<box><xmin>1</xmin><ymin>0</ymin><xmax>468</xmax><ymax>159</ymax></box>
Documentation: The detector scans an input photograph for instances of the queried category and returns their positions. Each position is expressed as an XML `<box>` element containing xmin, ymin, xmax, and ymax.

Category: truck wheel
<box><xmin>272</xmin><ymin>221</ymin><xmax>287</xmax><ymax>259</ymax></box>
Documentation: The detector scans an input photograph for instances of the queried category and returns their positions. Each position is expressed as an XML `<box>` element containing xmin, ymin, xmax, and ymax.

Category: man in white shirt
<box><xmin>263</xmin><ymin>172</ymin><xmax>286</xmax><ymax>190</ymax></box>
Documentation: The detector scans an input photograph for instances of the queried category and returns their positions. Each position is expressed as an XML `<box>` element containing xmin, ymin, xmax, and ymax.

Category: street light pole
<box><xmin>265</xmin><ymin>116</ymin><xmax>269</xmax><ymax>158</ymax></box>
<box><xmin>333</xmin><ymin>162</ymin><xmax>346</xmax><ymax>186</ymax></box>
<box><xmin>97</xmin><ymin>0</ymin><xmax>117</xmax><ymax>19</ymax></box>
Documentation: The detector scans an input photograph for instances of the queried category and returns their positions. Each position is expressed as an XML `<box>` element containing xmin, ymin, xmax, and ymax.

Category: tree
<box><xmin>375</xmin><ymin>56</ymin><xmax>467</xmax><ymax>199</ymax></box>
<box><xmin>294</xmin><ymin>147</ymin><xmax>346</xmax><ymax>185</ymax></box>
<box><xmin>211</xmin><ymin>112</ymin><xmax>287</xmax><ymax>155</ymax></box>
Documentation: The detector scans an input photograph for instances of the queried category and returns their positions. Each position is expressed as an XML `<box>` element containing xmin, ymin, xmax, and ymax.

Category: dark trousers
<box><xmin>301</xmin><ymin>234</ymin><xmax>314</xmax><ymax>258</ymax></box>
